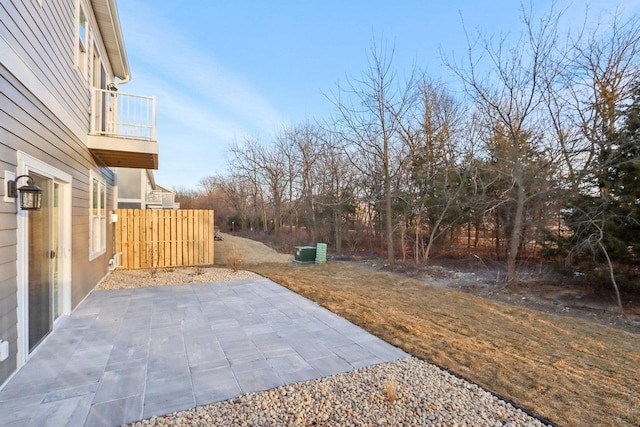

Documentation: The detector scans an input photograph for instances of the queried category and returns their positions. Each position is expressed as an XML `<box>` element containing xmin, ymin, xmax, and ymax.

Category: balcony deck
<box><xmin>88</xmin><ymin>88</ymin><xmax>158</xmax><ymax>169</ymax></box>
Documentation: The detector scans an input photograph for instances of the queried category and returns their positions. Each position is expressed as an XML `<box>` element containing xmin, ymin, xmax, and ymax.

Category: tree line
<box><xmin>179</xmin><ymin>6</ymin><xmax>640</xmax><ymax>296</ymax></box>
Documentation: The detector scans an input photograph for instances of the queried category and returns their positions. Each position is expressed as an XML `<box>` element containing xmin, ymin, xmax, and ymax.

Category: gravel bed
<box><xmin>97</xmin><ymin>267</ymin><xmax>262</xmax><ymax>290</ymax></box>
<box><xmin>128</xmin><ymin>357</ymin><xmax>548</xmax><ymax>427</ymax></box>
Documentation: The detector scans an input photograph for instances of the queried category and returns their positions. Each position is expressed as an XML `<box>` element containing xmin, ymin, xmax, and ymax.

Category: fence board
<box><xmin>176</xmin><ymin>210</ymin><xmax>183</xmax><ymax>266</ymax></box>
<box><xmin>132</xmin><ymin>210</ymin><xmax>143</xmax><ymax>263</ymax></box>
<box><xmin>170</xmin><ymin>210</ymin><xmax>177</xmax><ymax>267</ymax></box>
<box><xmin>187</xmin><ymin>210</ymin><xmax>194</xmax><ymax>266</ymax></box>
<box><xmin>146</xmin><ymin>210</ymin><xmax>152</xmax><ymax>267</ymax></box>
<box><xmin>115</xmin><ymin>209</ymin><xmax>214</xmax><ymax>269</ymax></box>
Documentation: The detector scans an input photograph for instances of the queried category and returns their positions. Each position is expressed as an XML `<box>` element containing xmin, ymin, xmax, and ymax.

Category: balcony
<box><xmin>87</xmin><ymin>88</ymin><xmax>158</xmax><ymax>169</ymax></box>
<box><xmin>146</xmin><ymin>189</ymin><xmax>179</xmax><ymax>209</ymax></box>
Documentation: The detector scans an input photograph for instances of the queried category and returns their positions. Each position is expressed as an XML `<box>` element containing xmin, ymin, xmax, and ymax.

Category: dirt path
<box><xmin>214</xmin><ymin>233</ymin><xmax>293</xmax><ymax>265</ymax></box>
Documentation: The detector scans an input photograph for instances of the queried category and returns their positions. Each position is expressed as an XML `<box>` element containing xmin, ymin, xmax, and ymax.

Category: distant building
<box><xmin>116</xmin><ymin>168</ymin><xmax>179</xmax><ymax>210</ymax></box>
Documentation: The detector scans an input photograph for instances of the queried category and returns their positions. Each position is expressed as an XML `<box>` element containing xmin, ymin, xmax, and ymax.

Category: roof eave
<box><xmin>91</xmin><ymin>0</ymin><xmax>130</xmax><ymax>80</ymax></box>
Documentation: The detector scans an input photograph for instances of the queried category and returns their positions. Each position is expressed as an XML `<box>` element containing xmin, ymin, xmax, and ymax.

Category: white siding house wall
<box><xmin>0</xmin><ymin>0</ymin><xmax>119</xmax><ymax>385</ymax></box>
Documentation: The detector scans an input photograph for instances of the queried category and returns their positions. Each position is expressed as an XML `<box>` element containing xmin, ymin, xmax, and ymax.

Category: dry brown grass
<box><xmin>250</xmin><ymin>262</ymin><xmax>640</xmax><ymax>427</ymax></box>
<box><xmin>226</xmin><ymin>246</ymin><xmax>244</xmax><ymax>272</ymax></box>
<box><xmin>384</xmin><ymin>378</ymin><xmax>399</xmax><ymax>404</ymax></box>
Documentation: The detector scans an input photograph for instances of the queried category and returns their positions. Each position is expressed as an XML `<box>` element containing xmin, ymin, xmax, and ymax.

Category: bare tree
<box><xmin>329</xmin><ymin>39</ymin><xmax>415</xmax><ymax>262</ymax></box>
<box><xmin>562</xmin><ymin>34</ymin><xmax>640</xmax><ymax>313</ymax></box>
<box><xmin>229</xmin><ymin>137</ymin><xmax>291</xmax><ymax>242</ymax></box>
<box><xmin>289</xmin><ymin>122</ymin><xmax>324</xmax><ymax>242</ymax></box>
<box><xmin>396</xmin><ymin>77</ymin><xmax>468</xmax><ymax>262</ymax></box>
<box><xmin>567</xmin><ymin>12</ymin><xmax>640</xmax><ymax>189</ymax></box>
<box><xmin>207</xmin><ymin>174</ymin><xmax>254</xmax><ymax>231</ymax></box>
<box><xmin>315</xmin><ymin>129</ymin><xmax>359</xmax><ymax>252</ymax></box>
<box><xmin>446</xmin><ymin>4</ymin><xmax>564</xmax><ymax>288</ymax></box>
<box><xmin>274</xmin><ymin>128</ymin><xmax>300</xmax><ymax>238</ymax></box>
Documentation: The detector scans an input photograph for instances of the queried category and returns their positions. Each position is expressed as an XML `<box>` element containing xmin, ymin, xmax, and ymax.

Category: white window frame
<box><xmin>76</xmin><ymin>1</ymin><xmax>89</xmax><ymax>78</ymax></box>
<box><xmin>89</xmin><ymin>170</ymin><xmax>106</xmax><ymax>260</ymax></box>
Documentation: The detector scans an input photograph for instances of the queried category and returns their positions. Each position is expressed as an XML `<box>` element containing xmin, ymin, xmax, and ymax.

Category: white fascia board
<box><xmin>90</xmin><ymin>0</ymin><xmax>129</xmax><ymax>79</ymax></box>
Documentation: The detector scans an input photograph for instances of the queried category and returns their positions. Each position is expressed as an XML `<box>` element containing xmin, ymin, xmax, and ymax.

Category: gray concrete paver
<box><xmin>93</xmin><ymin>364</ymin><xmax>146</xmax><ymax>404</ymax></box>
<box><xmin>306</xmin><ymin>354</ymin><xmax>355</xmax><ymax>377</ymax></box>
<box><xmin>191</xmin><ymin>366</ymin><xmax>241</xmax><ymax>406</ymax></box>
<box><xmin>234</xmin><ymin>366</ymin><xmax>284</xmax><ymax>394</ymax></box>
<box><xmin>42</xmin><ymin>383</ymin><xmax>98</xmax><ymax>404</ymax></box>
<box><xmin>142</xmin><ymin>376</ymin><xmax>195</xmax><ymax>419</ymax></box>
<box><xmin>84</xmin><ymin>394</ymin><xmax>143</xmax><ymax>427</ymax></box>
<box><xmin>0</xmin><ymin>393</ymin><xmax>48</xmax><ymax>425</ymax></box>
<box><xmin>0</xmin><ymin>278</ymin><xmax>407</xmax><ymax>426</ymax></box>
<box><xmin>28</xmin><ymin>394</ymin><xmax>94</xmax><ymax>427</ymax></box>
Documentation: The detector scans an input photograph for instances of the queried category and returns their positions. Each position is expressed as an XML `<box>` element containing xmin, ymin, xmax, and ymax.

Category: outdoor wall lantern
<box><xmin>7</xmin><ymin>175</ymin><xmax>42</xmax><ymax>210</ymax></box>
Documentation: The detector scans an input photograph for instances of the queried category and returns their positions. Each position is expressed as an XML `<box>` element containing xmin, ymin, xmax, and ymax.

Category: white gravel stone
<box><xmin>98</xmin><ymin>266</ymin><xmax>261</xmax><ymax>290</ymax></box>
<box><xmin>126</xmin><ymin>357</ymin><xmax>549</xmax><ymax>426</ymax></box>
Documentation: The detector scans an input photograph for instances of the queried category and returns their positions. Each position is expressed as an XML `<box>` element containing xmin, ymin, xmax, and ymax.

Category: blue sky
<box><xmin>116</xmin><ymin>0</ymin><xmax>640</xmax><ymax>190</ymax></box>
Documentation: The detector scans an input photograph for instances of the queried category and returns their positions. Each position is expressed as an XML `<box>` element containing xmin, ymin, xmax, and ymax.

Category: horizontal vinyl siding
<box><xmin>0</xmin><ymin>68</ymin><xmax>115</xmax><ymax>386</ymax></box>
<box><xmin>0</xmin><ymin>0</ymin><xmax>124</xmax><ymax>386</ymax></box>
<box><xmin>0</xmin><ymin>0</ymin><xmax>87</xmax><ymax>131</ymax></box>
<box><xmin>0</xmin><ymin>273</ymin><xmax>17</xmax><ymax>383</ymax></box>
<box><xmin>0</xmin><ymin>219</ymin><xmax>17</xmax><ymax>245</ymax></box>
<box><xmin>0</xmin><ymin>67</ymin><xmax>115</xmax><ymax>183</ymax></box>
<box><xmin>0</xmin><ymin>284</ymin><xmax>16</xmax><ymax>319</ymax></box>
<box><xmin>0</xmin><ymin>259</ymin><xmax>17</xmax><ymax>288</ymax></box>
<box><xmin>0</xmin><ymin>144</ymin><xmax>17</xmax><ymax>168</ymax></box>
<box><xmin>0</xmin><ymin>0</ymin><xmax>118</xmax><ymax>133</ymax></box>
<box><xmin>0</xmin><ymin>246</ymin><xmax>17</xmax><ymax>274</ymax></box>
<box><xmin>0</xmin><ymin>78</ymin><xmax>94</xmax><ymax>171</ymax></box>
<box><xmin>73</xmin><ymin>173</ymin><xmax>116</xmax><ymax>305</ymax></box>
<box><xmin>0</xmin><ymin>322</ymin><xmax>17</xmax><ymax>384</ymax></box>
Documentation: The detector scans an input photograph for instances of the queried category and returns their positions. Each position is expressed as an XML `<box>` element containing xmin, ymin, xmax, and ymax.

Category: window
<box><xmin>89</xmin><ymin>171</ymin><xmax>106</xmax><ymax>259</ymax></box>
<box><xmin>76</xmin><ymin>4</ymin><xmax>88</xmax><ymax>76</ymax></box>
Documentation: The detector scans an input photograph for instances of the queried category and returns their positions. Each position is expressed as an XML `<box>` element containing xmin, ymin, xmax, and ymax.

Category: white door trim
<box><xmin>16</xmin><ymin>152</ymin><xmax>72</xmax><ymax>367</ymax></box>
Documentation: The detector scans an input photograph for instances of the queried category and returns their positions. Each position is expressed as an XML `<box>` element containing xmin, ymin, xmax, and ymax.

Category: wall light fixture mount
<box><xmin>7</xmin><ymin>174</ymin><xmax>42</xmax><ymax>210</ymax></box>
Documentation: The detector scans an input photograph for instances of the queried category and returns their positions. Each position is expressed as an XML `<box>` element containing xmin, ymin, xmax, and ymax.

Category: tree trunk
<box><xmin>334</xmin><ymin>208</ymin><xmax>342</xmax><ymax>253</ymax></box>
<box><xmin>474</xmin><ymin>218</ymin><xmax>480</xmax><ymax>248</ymax></box>
<box><xmin>495</xmin><ymin>211</ymin><xmax>501</xmax><ymax>261</ymax></box>
<box><xmin>507</xmin><ymin>183</ymin><xmax>525</xmax><ymax>289</ymax></box>
<box><xmin>385</xmin><ymin>163</ymin><xmax>394</xmax><ymax>262</ymax></box>
<box><xmin>414</xmin><ymin>214</ymin><xmax>421</xmax><ymax>264</ymax></box>
<box><xmin>598</xmin><ymin>239</ymin><xmax>625</xmax><ymax>315</ymax></box>
<box><xmin>400</xmin><ymin>222</ymin><xmax>406</xmax><ymax>262</ymax></box>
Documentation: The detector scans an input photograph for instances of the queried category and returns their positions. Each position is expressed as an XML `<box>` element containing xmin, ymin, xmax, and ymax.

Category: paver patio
<box><xmin>0</xmin><ymin>278</ymin><xmax>407</xmax><ymax>426</ymax></box>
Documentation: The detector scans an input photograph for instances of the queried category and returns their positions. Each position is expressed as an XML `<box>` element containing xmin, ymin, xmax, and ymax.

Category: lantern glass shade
<box><xmin>19</xmin><ymin>184</ymin><xmax>42</xmax><ymax>210</ymax></box>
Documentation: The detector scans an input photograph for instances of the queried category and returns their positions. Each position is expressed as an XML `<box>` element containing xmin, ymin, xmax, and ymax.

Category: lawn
<box><xmin>249</xmin><ymin>262</ymin><xmax>640</xmax><ymax>427</ymax></box>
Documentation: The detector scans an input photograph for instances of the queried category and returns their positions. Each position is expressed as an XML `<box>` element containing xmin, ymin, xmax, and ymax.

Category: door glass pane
<box><xmin>53</xmin><ymin>182</ymin><xmax>61</xmax><ymax>320</ymax></box>
<box><xmin>28</xmin><ymin>173</ymin><xmax>52</xmax><ymax>351</ymax></box>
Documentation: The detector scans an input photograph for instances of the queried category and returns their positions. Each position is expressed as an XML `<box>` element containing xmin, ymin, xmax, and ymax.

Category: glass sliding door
<box><xmin>15</xmin><ymin>154</ymin><xmax>72</xmax><ymax>366</ymax></box>
<box><xmin>27</xmin><ymin>173</ymin><xmax>55</xmax><ymax>352</ymax></box>
<box><xmin>52</xmin><ymin>182</ymin><xmax>62</xmax><ymax>320</ymax></box>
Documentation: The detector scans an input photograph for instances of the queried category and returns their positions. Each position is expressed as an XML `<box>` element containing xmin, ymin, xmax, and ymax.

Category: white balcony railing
<box><xmin>146</xmin><ymin>190</ymin><xmax>177</xmax><ymax>209</ymax></box>
<box><xmin>91</xmin><ymin>88</ymin><xmax>156</xmax><ymax>141</ymax></box>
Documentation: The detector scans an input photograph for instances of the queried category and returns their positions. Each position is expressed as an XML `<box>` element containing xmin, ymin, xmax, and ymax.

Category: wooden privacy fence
<box><xmin>114</xmin><ymin>209</ymin><xmax>214</xmax><ymax>269</ymax></box>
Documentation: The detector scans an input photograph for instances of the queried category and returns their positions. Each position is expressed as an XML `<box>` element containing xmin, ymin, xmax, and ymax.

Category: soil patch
<box><xmin>214</xmin><ymin>232</ymin><xmax>293</xmax><ymax>265</ymax></box>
